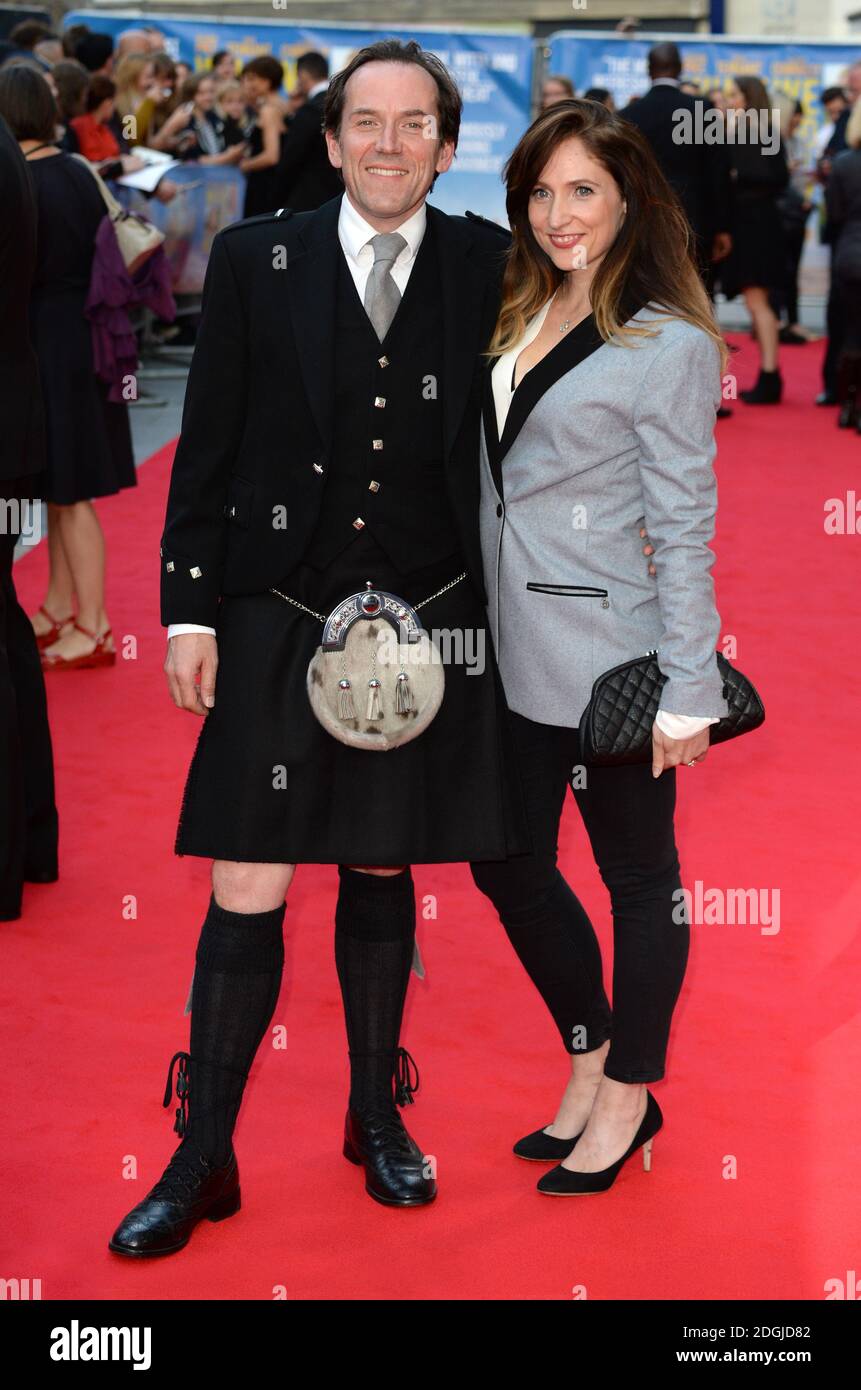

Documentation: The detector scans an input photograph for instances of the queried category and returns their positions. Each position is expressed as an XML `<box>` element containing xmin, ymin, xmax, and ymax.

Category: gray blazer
<box><xmin>479</xmin><ymin>303</ymin><xmax>728</xmax><ymax>728</ymax></box>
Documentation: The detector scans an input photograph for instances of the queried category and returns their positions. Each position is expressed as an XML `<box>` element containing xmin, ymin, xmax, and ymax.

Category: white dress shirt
<box><xmin>167</xmin><ymin>193</ymin><xmax>427</xmax><ymax>643</ymax></box>
<box><xmin>491</xmin><ymin>298</ymin><xmax>718</xmax><ymax>741</ymax></box>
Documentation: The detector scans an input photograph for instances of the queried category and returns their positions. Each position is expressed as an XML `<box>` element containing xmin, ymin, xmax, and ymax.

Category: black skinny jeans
<box><xmin>471</xmin><ymin>711</ymin><xmax>688</xmax><ymax>1084</ymax></box>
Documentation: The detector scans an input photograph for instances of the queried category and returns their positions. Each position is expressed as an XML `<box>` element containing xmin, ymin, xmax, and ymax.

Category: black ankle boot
<box><xmin>108</xmin><ymin>1050</ymin><xmax>246</xmax><ymax>1257</ymax></box>
<box><xmin>740</xmin><ymin>368</ymin><xmax>782</xmax><ymax>404</ymax></box>
<box><xmin>343</xmin><ymin>1046</ymin><xmax>436</xmax><ymax>1206</ymax></box>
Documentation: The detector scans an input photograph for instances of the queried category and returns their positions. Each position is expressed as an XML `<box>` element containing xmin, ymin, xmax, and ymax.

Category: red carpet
<box><xmin>4</xmin><ymin>334</ymin><xmax>860</xmax><ymax>1301</ymax></box>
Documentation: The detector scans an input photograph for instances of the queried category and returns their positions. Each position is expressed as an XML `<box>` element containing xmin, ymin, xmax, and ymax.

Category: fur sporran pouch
<box><xmin>270</xmin><ymin>578</ymin><xmax>464</xmax><ymax>751</ymax></box>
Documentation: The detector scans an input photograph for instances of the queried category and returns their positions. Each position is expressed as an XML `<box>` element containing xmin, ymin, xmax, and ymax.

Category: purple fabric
<box><xmin>85</xmin><ymin>214</ymin><xmax>176</xmax><ymax>402</ymax></box>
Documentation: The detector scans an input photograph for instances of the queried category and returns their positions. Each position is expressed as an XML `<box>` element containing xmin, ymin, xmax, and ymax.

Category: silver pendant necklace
<box><xmin>555</xmin><ymin>289</ymin><xmax>587</xmax><ymax>334</ymax></box>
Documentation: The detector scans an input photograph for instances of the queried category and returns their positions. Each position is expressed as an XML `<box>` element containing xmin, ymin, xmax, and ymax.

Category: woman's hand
<box><xmin>651</xmin><ymin>724</ymin><xmax>709</xmax><ymax>778</ymax></box>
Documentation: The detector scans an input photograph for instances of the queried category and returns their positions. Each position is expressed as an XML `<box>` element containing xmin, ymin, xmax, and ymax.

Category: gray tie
<box><xmin>363</xmin><ymin>232</ymin><xmax>407</xmax><ymax>342</ymax></box>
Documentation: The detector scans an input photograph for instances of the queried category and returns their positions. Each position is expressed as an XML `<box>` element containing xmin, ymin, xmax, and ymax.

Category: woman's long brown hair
<box><xmin>488</xmin><ymin>99</ymin><xmax>729</xmax><ymax>375</ymax></box>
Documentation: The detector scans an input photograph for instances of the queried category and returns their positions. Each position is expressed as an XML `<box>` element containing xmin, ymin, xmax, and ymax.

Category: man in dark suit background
<box><xmin>0</xmin><ymin>115</ymin><xmax>58</xmax><ymax>919</ymax></box>
<box><xmin>277</xmin><ymin>50</ymin><xmax>342</xmax><ymax>212</ymax></box>
<box><xmin>620</xmin><ymin>42</ymin><xmax>733</xmax><ymax>284</ymax></box>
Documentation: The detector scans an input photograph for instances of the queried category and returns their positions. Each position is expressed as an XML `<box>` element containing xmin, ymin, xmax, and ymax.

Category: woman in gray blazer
<box><xmin>470</xmin><ymin>99</ymin><xmax>731</xmax><ymax>1195</ymax></box>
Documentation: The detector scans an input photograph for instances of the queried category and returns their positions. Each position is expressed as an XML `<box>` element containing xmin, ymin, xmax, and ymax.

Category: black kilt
<box><xmin>175</xmin><ymin>541</ymin><xmax>532</xmax><ymax>865</ymax></box>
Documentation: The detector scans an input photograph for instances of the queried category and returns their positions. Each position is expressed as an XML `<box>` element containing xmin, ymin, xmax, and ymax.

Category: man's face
<box><xmin>325</xmin><ymin>60</ymin><xmax>455</xmax><ymax>231</ymax></box>
<box><xmin>826</xmin><ymin>96</ymin><xmax>847</xmax><ymax>123</ymax></box>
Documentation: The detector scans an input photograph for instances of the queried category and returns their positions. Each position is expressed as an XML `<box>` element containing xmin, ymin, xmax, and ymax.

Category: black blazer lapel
<box><xmin>497</xmin><ymin>312</ymin><xmax>606</xmax><ymax>464</ymax></box>
<box><xmin>429</xmin><ymin>204</ymin><xmax>488</xmax><ymax>460</ymax></box>
<box><xmin>284</xmin><ymin>195</ymin><xmax>342</xmax><ymax>456</ymax></box>
<box><xmin>481</xmin><ymin>360</ymin><xmax>504</xmax><ymax>498</ymax></box>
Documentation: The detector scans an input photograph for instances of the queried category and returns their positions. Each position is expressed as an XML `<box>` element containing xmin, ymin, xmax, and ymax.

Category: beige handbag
<box><xmin>73</xmin><ymin>154</ymin><xmax>165</xmax><ymax>274</ymax></box>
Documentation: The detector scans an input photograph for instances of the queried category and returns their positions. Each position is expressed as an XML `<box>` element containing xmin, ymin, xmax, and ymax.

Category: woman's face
<box><xmin>137</xmin><ymin>62</ymin><xmax>154</xmax><ymax>94</ymax></box>
<box><xmin>527</xmin><ymin>135</ymin><xmax>626</xmax><ymax>277</ymax></box>
<box><xmin>215</xmin><ymin>54</ymin><xmax>235</xmax><ymax>81</ymax></box>
<box><xmin>220</xmin><ymin>89</ymin><xmax>243</xmax><ymax>120</ymax></box>
<box><xmin>242</xmin><ymin>72</ymin><xmax>263</xmax><ymax>103</ymax></box>
<box><xmin>195</xmin><ymin>77</ymin><xmax>216</xmax><ymax>111</ymax></box>
<box><xmin>541</xmin><ymin>80</ymin><xmax>570</xmax><ymax>110</ymax></box>
<box><xmin>726</xmin><ymin>83</ymin><xmax>745</xmax><ymax>111</ymax></box>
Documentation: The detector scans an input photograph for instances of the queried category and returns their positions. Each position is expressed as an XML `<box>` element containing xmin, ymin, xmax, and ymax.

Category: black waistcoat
<box><xmin>301</xmin><ymin>221</ymin><xmax>462</xmax><ymax>574</ymax></box>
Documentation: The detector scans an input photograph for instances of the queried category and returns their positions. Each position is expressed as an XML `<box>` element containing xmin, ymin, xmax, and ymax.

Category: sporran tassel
<box><xmin>395</xmin><ymin>670</ymin><xmax>413</xmax><ymax>714</ymax></box>
<box><xmin>366</xmin><ymin>678</ymin><xmax>382</xmax><ymax>721</ymax></box>
<box><xmin>337</xmin><ymin>679</ymin><xmax>355</xmax><ymax>720</ymax></box>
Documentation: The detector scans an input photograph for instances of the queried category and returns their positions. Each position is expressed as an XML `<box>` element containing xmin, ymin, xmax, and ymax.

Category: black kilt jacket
<box><xmin>159</xmin><ymin>194</ymin><xmax>511</xmax><ymax>628</ymax></box>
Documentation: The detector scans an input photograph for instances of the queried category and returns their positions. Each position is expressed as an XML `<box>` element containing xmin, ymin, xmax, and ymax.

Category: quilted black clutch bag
<box><xmin>579</xmin><ymin>651</ymin><xmax>765</xmax><ymax>767</ymax></box>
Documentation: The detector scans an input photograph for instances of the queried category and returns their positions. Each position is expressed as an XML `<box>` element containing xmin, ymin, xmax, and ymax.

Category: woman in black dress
<box><xmin>238</xmin><ymin>55</ymin><xmax>287</xmax><ymax>218</ymax></box>
<box><xmin>0</xmin><ymin>65</ymin><xmax>134</xmax><ymax>669</ymax></box>
<box><xmin>720</xmin><ymin>76</ymin><xmax>789</xmax><ymax>404</ymax></box>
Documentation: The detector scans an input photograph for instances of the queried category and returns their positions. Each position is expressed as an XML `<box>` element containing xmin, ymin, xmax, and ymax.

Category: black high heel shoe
<box><xmin>537</xmin><ymin>1091</ymin><xmax>663</xmax><ymax>1196</ymax></box>
<box><xmin>513</xmin><ymin>1125</ymin><xmax>586</xmax><ymax>1162</ymax></box>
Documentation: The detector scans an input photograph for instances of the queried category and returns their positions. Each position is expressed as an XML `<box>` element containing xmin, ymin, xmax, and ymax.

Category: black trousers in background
<box><xmin>823</xmin><ymin>247</ymin><xmax>847</xmax><ymax>397</ymax></box>
<box><xmin>470</xmin><ymin>711</ymin><xmax>687</xmax><ymax>1084</ymax></box>
<box><xmin>836</xmin><ymin>278</ymin><xmax>861</xmax><ymax>354</ymax></box>
<box><xmin>0</xmin><ymin>478</ymin><xmax>58</xmax><ymax>916</ymax></box>
<box><xmin>768</xmin><ymin>219</ymin><xmax>807</xmax><ymax>327</ymax></box>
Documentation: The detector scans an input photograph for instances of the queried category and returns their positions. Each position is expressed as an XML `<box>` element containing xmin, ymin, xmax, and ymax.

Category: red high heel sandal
<box><xmin>33</xmin><ymin>605</ymin><xmax>74</xmax><ymax>651</ymax></box>
<box><xmin>42</xmin><ymin>621</ymin><xmax>116</xmax><ymax>670</ymax></box>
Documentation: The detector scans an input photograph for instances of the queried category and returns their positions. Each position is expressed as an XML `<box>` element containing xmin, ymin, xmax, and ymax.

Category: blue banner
<box><xmin>65</xmin><ymin>12</ymin><xmax>532</xmax><ymax>227</ymax></box>
<box><xmin>546</xmin><ymin>31</ymin><xmax>859</xmax><ymax>161</ymax></box>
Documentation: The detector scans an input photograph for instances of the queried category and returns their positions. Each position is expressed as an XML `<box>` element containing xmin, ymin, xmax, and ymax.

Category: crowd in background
<box><xmin>541</xmin><ymin>47</ymin><xmax>861</xmax><ymax>414</ymax></box>
<box><xmin>0</xmin><ymin>20</ymin><xmax>345</xmax><ymax>709</ymax></box>
<box><xmin>1</xmin><ymin>19</ymin><xmax>860</xmax><ymax>922</ymax></box>
<box><xmin>0</xmin><ymin>18</ymin><xmax>341</xmax><ymax>214</ymax></box>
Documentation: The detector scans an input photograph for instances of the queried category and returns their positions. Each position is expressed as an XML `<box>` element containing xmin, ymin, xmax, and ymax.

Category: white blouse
<box><xmin>491</xmin><ymin>298</ymin><xmax>551</xmax><ymax>438</ymax></box>
<box><xmin>489</xmin><ymin>299</ymin><xmax>717</xmax><ymax>742</ymax></box>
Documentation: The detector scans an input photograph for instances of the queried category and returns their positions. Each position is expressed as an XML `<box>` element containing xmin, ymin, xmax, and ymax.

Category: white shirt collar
<box><xmin>338</xmin><ymin>192</ymin><xmax>427</xmax><ymax>267</ymax></box>
<box><xmin>307</xmin><ymin>80</ymin><xmax>329</xmax><ymax>100</ymax></box>
<box><xmin>651</xmin><ymin>77</ymin><xmax>681</xmax><ymax>88</ymax></box>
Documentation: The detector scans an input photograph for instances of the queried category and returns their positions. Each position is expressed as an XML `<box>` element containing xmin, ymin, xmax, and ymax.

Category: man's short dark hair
<box><xmin>9</xmin><ymin>21</ymin><xmax>54</xmax><ymax>51</ymax></box>
<box><xmin>242</xmin><ymin>55</ymin><xmax>284</xmax><ymax>92</ymax></box>
<box><xmin>821</xmin><ymin>86</ymin><xmax>847</xmax><ymax>106</ymax></box>
<box><xmin>62</xmin><ymin>24</ymin><xmax>90</xmax><ymax>60</ymax></box>
<box><xmin>297</xmin><ymin>51</ymin><xmax>329</xmax><ymax>84</ymax></box>
<box><xmin>85</xmin><ymin>74</ymin><xmax>116</xmax><ymax>112</ymax></box>
<box><xmin>0</xmin><ymin>63</ymin><xmax>57</xmax><ymax>141</ymax></box>
<box><xmin>75</xmin><ymin>32</ymin><xmax>114</xmax><ymax>73</ymax></box>
<box><xmin>324</xmin><ymin>39</ymin><xmax>462</xmax><ymax>148</ymax></box>
<box><xmin>648</xmin><ymin>42</ymin><xmax>682</xmax><ymax>81</ymax></box>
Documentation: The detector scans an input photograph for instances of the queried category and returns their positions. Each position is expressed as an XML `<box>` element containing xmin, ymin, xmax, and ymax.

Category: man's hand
<box><xmin>652</xmin><ymin>724</ymin><xmax>709</xmax><ymax>778</ymax></box>
<box><xmin>165</xmin><ymin>633</ymin><xmax>218</xmax><ymax>714</ymax></box>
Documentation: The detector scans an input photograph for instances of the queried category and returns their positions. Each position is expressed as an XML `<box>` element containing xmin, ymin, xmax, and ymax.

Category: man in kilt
<box><xmin>108</xmin><ymin>40</ymin><xmax>531</xmax><ymax>1257</ymax></box>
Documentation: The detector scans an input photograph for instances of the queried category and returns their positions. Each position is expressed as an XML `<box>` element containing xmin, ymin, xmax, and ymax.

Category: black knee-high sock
<box><xmin>181</xmin><ymin>893</ymin><xmax>285</xmax><ymax>1166</ymax></box>
<box><xmin>334</xmin><ymin>866</ymin><xmax>416</xmax><ymax>1114</ymax></box>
